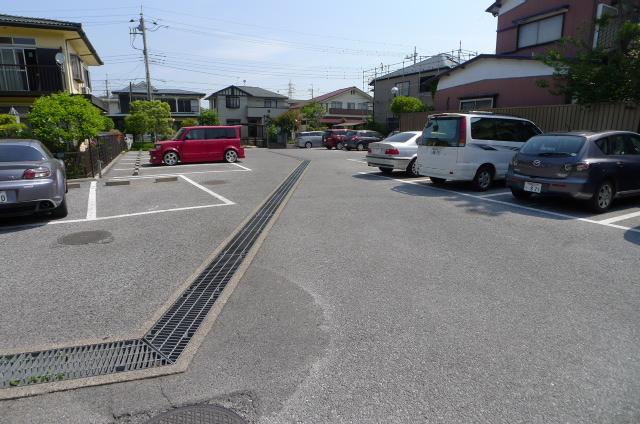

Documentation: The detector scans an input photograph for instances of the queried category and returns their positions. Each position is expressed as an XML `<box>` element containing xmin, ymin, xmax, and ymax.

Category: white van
<box><xmin>416</xmin><ymin>112</ymin><xmax>542</xmax><ymax>190</ymax></box>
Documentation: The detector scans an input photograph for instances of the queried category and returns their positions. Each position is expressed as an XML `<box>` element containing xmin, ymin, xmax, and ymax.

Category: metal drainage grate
<box><xmin>0</xmin><ymin>339</ymin><xmax>168</xmax><ymax>389</ymax></box>
<box><xmin>145</xmin><ymin>404</ymin><xmax>247</xmax><ymax>424</ymax></box>
<box><xmin>0</xmin><ymin>160</ymin><xmax>308</xmax><ymax>390</ymax></box>
<box><xmin>145</xmin><ymin>160</ymin><xmax>309</xmax><ymax>361</ymax></box>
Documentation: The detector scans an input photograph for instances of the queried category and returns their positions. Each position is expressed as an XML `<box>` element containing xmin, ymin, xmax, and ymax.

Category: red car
<box><xmin>322</xmin><ymin>129</ymin><xmax>348</xmax><ymax>150</ymax></box>
<box><xmin>149</xmin><ymin>126</ymin><xmax>245</xmax><ymax>166</ymax></box>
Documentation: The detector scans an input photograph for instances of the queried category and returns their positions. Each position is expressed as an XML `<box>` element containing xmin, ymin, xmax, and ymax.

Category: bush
<box><xmin>180</xmin><ymin>118</ymin><xmax>198</xmax><ymax>127</ymax></box>
<box><xmin>131</xmin><ymin>142</ymin><xmax>156</xmax><ymax>151</ymax></box>
<box><xmin>0</xmin><ymin>114</ymin><xmax>28</xmax><ymax>138</ymax></box>
<box><xmin>390</xmin><ymin>96</ymin><xmax>427</xmax><ymax>114</ymax></box>
<box><xmin>198</xmin><ymin>109</ymin><xmax>220</xmax><ymax>125</ymax></box>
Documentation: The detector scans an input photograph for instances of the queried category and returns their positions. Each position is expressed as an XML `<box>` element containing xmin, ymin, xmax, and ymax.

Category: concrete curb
<box><xmin>105</xmin><ymin>180</ymin><xmax>130</xmax><ymax>186</ymax></box>
<box><xmin>154</xmin><ymin>176</ymin><xmax>178</xmax><ymax>183</ymax></box>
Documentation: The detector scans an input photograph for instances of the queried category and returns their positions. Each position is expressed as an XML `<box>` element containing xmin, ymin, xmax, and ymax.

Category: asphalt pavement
<box><xmin>1</xmin><ymin>147</ymin><xmax>638</xmax><ymax>423</ymax></box>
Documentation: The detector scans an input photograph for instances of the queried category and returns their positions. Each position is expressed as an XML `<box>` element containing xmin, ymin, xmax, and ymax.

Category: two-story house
<box><xmin>369</xmin><ymin>54</ymin><xmax>460</xmax><ymax>128</ymax></box>
<box><xmin>433</xmin><ymin>0</ymin><xmax>639</xmax><ymax>111</ymax></box>
<box><xmin>291</xmin><ymin>86</ymin><xmax>373</xmax><ymax>129</ymax></box>
<box><xmin>106</xmin><ymin>82</ymin><xmax>205</xmax><ymax>130</ymax></box>
<box><xmin>205</xmin><ymin>85</ymin><xmax>289</xmax><ymax>139</ymax></box>
<box><xmin>0</xmin><ymin>14</ymin><xmax>104</xmax><ymax>119</ymax></box>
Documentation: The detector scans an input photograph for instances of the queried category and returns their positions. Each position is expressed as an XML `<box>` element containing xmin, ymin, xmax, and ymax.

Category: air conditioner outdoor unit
<box><xmin>81</xmin><ymin>87</ymin><xmax>91</xmax><ymax>95</ymax></box>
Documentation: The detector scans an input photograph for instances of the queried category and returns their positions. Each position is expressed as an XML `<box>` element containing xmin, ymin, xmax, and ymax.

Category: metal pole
<box><xmin>140</xmin><ymin>10</ymin><xmax>152</xmax><ymax>101</ymax></box>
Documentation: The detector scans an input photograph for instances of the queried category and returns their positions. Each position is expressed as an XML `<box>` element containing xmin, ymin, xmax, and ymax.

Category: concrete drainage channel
<box><xmin>0</xmin><ymin>160</ymin><xmax>310</xmax><ymax>397</ymax></box>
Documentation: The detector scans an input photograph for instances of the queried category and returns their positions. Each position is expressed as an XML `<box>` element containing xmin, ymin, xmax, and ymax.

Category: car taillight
<box><xmin>458</xmin><ymin>117</ymin><xmax>467</xmax><ymax>147</ymax></box>
<box><xmin>385</xmin><ymin>148</ymin><xmax>400</xmax><ymax>155</ymax></box>
<box><xmin>352</xmin><ymin>136</ymin><xmax>360</xmax><ymax>141</ymax></box>
<box><xmin>23</xmin><ymin>167</ymin><xmax>51</xmax><ymax>179</ymax></box>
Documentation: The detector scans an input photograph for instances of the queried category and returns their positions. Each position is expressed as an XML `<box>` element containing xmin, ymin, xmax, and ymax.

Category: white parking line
<box><xmin>179</xmin><ymin>175</ymin><xmax>235</xmax><ymax>205</ymax></box>
<box><xmin>86</xmin><ymin>181</ymin><xmax>97</xmax><ymax>220</ymax></box>
<box><xmin>231</xmin><ymin>162</ymin><xmax>252</xmax><ymax>171</ymax></box>
<box><xmin>112</xmin><ymin>168</ymin><xmax>134</xmax><ymax>171</ymax></box>
<box><xmin>348</xmin><ymin>159</ymin><xmax>367</xmax><ymax>164</ymax></box>
<box><xmin>359</xmin><ymin>172</ymin><xmax>640</xmax><ymax>235</ymax></box>
<box><xmin>478</xmin><ymin>191</ymin><xmax>511</xmax><ymax>198</ymax></box>
<box><xmin>598</xmin><ymin>210</ymin><xmax>640</xmax><ymax>224</ymax></box>
<box><xmin>112</xmin><ymin>169</ymin><xmax>249</xmax><ymax>179</ymax></box>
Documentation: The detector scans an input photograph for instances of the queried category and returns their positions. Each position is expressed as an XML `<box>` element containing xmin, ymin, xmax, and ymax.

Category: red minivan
<box><xmin>149</xmin><ymin>126</ymin><xmax>245</xmax><ymax>166</ymax></box>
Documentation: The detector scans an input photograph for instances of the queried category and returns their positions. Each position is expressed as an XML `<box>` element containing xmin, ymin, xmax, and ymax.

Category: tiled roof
<box><xmin>371</xmin><ymin>54</ymin><xmax>460</xmax><ymax>83</ymax></box>
<box><xmin>0</xmin><ymin>14</ymin><xmax>103</xmax><ymax>65</ymax></box>
<box><xmin>311</xmin><ymin>87</ymin><xmax>356</xmax><ymax>103</ymax></box>
<box><xmin>236</xmin><ymin>86</ymin><xmax>287</xmax><ymax>99</ymax></box>
<box><xmin>112</xmin><ymin>82</ymin><xmax>205</xmax><ymax>96</ymax></box>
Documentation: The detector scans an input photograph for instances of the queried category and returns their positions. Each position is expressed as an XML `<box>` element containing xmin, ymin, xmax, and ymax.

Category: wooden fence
<box><xmin>399</xmin><ymin>103</ymin><xmax>640</xmax><ymax>133</ymax></box>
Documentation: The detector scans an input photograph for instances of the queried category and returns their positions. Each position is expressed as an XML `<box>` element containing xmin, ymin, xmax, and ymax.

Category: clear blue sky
<box><xmin>5</xmin><ymin>0</ymin><xmax>498</xmax><ymax>99</ymax></box>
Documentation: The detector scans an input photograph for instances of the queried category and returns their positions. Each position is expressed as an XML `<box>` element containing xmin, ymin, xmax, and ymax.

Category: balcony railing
<box><xmin>328</xmin><ymin>108</ymin><xmax>371</xmax><ymax>116</ymax></box>
<box><xmin>0</xmin><ymin>64</ymin><xmax>64</xmax><ymax>94</ymax></box>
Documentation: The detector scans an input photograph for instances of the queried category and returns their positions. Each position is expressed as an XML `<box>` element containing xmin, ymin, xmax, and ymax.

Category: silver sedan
<box><xmin>0</xmin><ymin>139</ymin><xmax>68</xmax><ymax>218</ymax></box>
<box><xmin>366</xmin><ymin>131</ymin><xmax>423</xmax><ymax>177</ymax></box>
<box><xmin>296</xmin><ymin>131</ymin><xmax>324</xmax><ymax>148</ymax></box>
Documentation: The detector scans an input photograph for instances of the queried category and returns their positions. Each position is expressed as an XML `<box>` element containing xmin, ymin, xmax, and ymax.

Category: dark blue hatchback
<box><xmin>506</xmin><ymin>131</ymin><xmax>640</xmax><ymax>212</ymax></box>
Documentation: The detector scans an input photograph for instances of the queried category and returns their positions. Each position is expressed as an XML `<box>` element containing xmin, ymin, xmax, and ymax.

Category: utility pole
<box><xmin>288</xmin><ymin>80</ymin><xmax>295</xmax><ymax>99</ymax></box>
<box><xmin>130</xmin><ymin>7</ymin><xmax>155</xmax><ymax>101</ymax></box>
<box><xmin>309</xmin><ymin>84</ymin><xmax>314</xmax><ymax>99</ymax></box>
<box><xmin>105</xmin><ymin>73</ymin><xmax>110</xmax><ymax>97</ymax></box>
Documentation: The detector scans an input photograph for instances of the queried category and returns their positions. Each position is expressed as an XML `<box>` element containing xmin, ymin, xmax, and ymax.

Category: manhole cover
<box><xmin>145</xmin><ymin>405</ymin><xmax>247</xmax><ymax>424</ymax></box>
<box><xmin>202</xmin><ymin>180</ymin><xmax>226</xmax><ymax>186</ymax></box>
<box><xmin>58</xmin><ymin>230</ymin><xmax>113</xmax><ymax>245</ymax></box>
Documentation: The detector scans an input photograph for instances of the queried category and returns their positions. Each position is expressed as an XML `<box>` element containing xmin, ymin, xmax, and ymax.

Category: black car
<box><xmin>506</xmin><ymin>131</ymin><xmax>640</xmax><ymax>212</ymax></box>
<box><xmin>342</xmin><ymin>130</ymin><xmax>384</xmax><ymax>151</ymax></box>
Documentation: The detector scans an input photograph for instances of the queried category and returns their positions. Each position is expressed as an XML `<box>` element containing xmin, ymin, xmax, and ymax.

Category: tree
<box><xmin>29</xmin><ymin>92</ymin><xmax>106</xmax><ymax>151</ymax></box>
<box><xmin>198</xmin><ymin>109</ymin><xmax>220</xmax><ymax>125</ymax></box>
<box><xmin>301</xmin><ymin>101</ymin><xmax>325</xmax><ymax>130</ymax></box>
<box><xmin>0</xmin><ymin>114</ymin><xmax>28</xmax><ymax>138</ymax></box>
<box><xmin>125</xmin><ymin>100</ymin><xmax>173</xmax><ymax>141</ymax></box>
<box><xmin>390</xmin><ymin>96</ymin><xmax>427</xmax><ymax>114</ymax></box>
<box><xmin>180</xmin><ymin>118</ymin><xmax>198</xmax><ymax>127</ymax></box>
<box><xmin>538</xmin><ymin>5</ymin><xmax>640</xmax><ymax>104</ymax></box>
<box><xmin>273</xmin><ymin>109</ymin><xmax>300</xmax><ymax>134</ymax></box>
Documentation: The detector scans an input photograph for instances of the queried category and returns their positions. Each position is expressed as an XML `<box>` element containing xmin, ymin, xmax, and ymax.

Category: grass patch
<box><xmin>132</xmin><ymin>142</ymin><xmax>156</xmax><ymax>151</ymax></box>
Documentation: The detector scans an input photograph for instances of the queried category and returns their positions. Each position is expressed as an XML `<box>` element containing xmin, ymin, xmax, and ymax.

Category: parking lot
<box><xmin>1</xmin><ymin>147</ymin><xmax>639</xmax><ymax>423</ymax></box>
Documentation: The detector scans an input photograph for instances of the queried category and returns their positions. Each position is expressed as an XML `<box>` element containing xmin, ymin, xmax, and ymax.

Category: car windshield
<box><xmin>0</xmin><ymin>145</ymin><xmax>47</xmax><ymax>162</ymax></box>
<box><xmin>384</xmin><ymin>132</ymin><xmax>419</xmax><ymax>143</ymax></box>
<box><xmin>423</xmin><ymin>118</ymin><xmax>460</xmax><ymax>147</ymax></box>
<box><xmin>346</xmin><ymin>131</ymin><xmax>357</xmax><ymax>137</ymax></box>
<box><xmin>172</xmin><ymin>128</ymin><xmax>186</xmax><ymax>140</ymax></box>
<box><xmin>520</xmin><ymin>135</ymin><xmax>585</xmax><ymax>156</ymax></box>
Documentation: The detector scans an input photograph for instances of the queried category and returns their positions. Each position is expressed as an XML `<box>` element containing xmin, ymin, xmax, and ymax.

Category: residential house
<box><xmin>369</xmin><ymin>54</ymin><xmax>460</xmax><ymax>129</ymax></box>
<box><xmin>433</xmin><ymin>0</ymin><xmax>639</xmax><ymax>111</ymax></box>
<box><xmin>291</xmin><ymin>86</ymin><xmax>373</xmax><ymax>129</ymax></box>
<box><xmin>106</xmin><ymin>82</ymin><xmax>205</xmax><ymax>130</ymax></box>
<box><xmin>205</xmin><ymin>85</ymin><xmax>289</xmax><ymax>139</ymax></box>
<box><xmin>0</xmin><ymin>14</ymin><xmax>104</xmax><ymax>119</ymax></box>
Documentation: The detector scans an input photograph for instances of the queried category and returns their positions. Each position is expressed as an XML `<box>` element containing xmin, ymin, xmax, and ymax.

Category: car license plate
<box><xmin>524</xmin><ymin>182</ymin><xmax>542</xmax><ymax>193</ymax></box>
<box><xmin>0</xmin><ymin>191</ymin><xmax>8</xmax><ymax>203</ymax></box>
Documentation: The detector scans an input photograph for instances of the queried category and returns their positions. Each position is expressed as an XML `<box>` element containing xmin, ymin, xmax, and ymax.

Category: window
<box><xmin>520</xmin><ymin>135</ymin><xmax>586</xmax><ymax>156</ymax></box>
<box><xmin>226</xmin><ymin>119</ymin><xmax>241</xmax><ymax>125</ymax></box>
<box><xmin>185</xmin><ymin>128</ymin><xmax>206</xmax><ymax>140</ymax></box>
<box><xmin>518</xmin><ymin>14</ymin><xmax>564</xmax><ymax>48</ymax></box>
<box><xmin>264</xmin><ymin>99</ymin><xmax>273</xmax><ymax>108</ymax></box>
<box><xmin>0</xmin><ymin>37</ymin><xmax>36</xmax><ymax>46</ymax></box>
<box><xmin>470</xmin><ymin>118</ymin><xmax>498</xmax><ymax>141</ymax></box>
<box><xmin>330</xmin><ymin>101</ymin><xmax>342</xmax><ymax>109</ymax></box>
<box><xmin>358</xmin><ymin>102</ymin><xmax>369</xmax><ymax>110</ymax></box>
<box><xmin>470</xmin><ymin>118</ymin><xmax>540</xmax><ymax>142</ymax></box>
<box><xmin>627</xmin><ymin>135</ymin><xmax>640</xmax><ymax>154</ymax></box>
<box><xmin>396</xmin><ymin>81</ymin><xmax>410</xmax><ymax>96</ymax></box>
<box><xmin>347</xmin><ymin>102</ymin><xmax>355</xmax><ymax>109</ymax></box>
<box><xmin>190</xmin><ymin>99</ymin><xmax>199</xmax><ymax>113</ymax></box>
<box><xmin>177</xmin><ymin>99</ymin><xmax>192</xmax><ymax>113</ymax></box>
<box><xmin>419</xmin><ymin>76</ymin><xmax>433</xmax><ymax>93</ymax></box>
<box><xmin>70</xmin><ymin>54</ymin><xmax>82</xmax><ymax>81</ymax></box>
<box><xmin>385</xmin><ymin>132</ymin><xmax>417</xmax><ymax>143</ymax></box>
<box><xmin>0</xmin><ymin>145</ymin><xmax>46</xmax><ymax>161</ymax></box>
<box><xmin>160</xmin><ymin>99</ymin><xmax>177</xmax><ymax>112</ymax></box>
<box><xmin>205</xmin><ymin>128</ymin><xmax>237</xmax><ymax>139</ymax></box>
<box><xmin>423</xmin><ymin>117</ymin><xmax>461</xmax><ymax>147</ymax></box>
<box><xmin>0</xmin><ymin>48</ymin><xmax>29</xmax><ymax>91</ymax></box>
<box><xmin>226</xmin><ymin>96</ymin><xmax>240</xmax><ymax>109</ymax></box>
<box><xmin>460</xmin><ymin>98</ymin><xmax>493</xmax><ymax>111</ymax></box>
<box><xmin>83</xmin><ymin>68</ymin><xmax>91</xmax><ymax>90</ymax></box>
<box><xmin>610</xmin><ymin>134</ymin><xmax>630</xmax><ymax>155</ymax></box>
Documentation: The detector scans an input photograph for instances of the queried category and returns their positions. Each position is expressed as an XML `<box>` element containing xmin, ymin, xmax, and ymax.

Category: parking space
<box><xmin>346</xmin><ymin>155</ymin><xmax>640</xmax><ymax>236</ymax></box>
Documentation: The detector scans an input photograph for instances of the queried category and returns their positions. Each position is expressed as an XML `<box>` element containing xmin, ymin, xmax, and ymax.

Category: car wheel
<box><xmin>163</xmin><ymin>151</ymin><xmax>179</xmax><ymax>166</ymax></box>
<box><xmin>224</xmin><ymin>149</ymin><xmax>238</xmax><ymax>163</ymax></box>
<box><xmin>472</xmin><ymin>166</ymin><xmax>493</xmax><ymax>191</ymax></box>
<box><xmin>589</xmin><ymin>180</ymin><xmax>615</xmax><ymax>213</ymax></box>
<box><xmin>305</xmin><ymin>142</ymin><xmax>312</xmax><ymax>148</ymax></box>
<box><xmin>510</xmin><ymin>188</ymin><xmax>532</xmax><ymax>200</ymax></box>
<box><xmin>336</xmin><ymin>142</ymin><xmax>343</xmax><ymax>150</ymax></box>
<box><xmin>50</xmin><ymin>196</ymin><xmax>68</xmax><ymax>218</ymax></box>
<box><xmin>379</xmin><ymin>167</ymin><xmax>394</xmax><ymax>175</ymax></box>
<box><xmin>356</xmin><ymin>143</ymin><xmax>365</xmax><ymax>151</ymax></box>
<box><xmin>430</xmin><ymin>177</ymin><xmax>446</xmax><ymax>185</ymax></box>
<box><xmin>406</xmin><ymin>158</ymin><xmax>419</xmax><ymax>177</ymax></box>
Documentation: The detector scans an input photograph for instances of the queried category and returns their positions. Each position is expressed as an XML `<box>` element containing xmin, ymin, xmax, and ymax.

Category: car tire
<box><xmin>589</xmin><ymin>180</ymin><xmax>615</xmax><ymax>213</ymax></box>
<box><xmin>305</xmin><ymin>142</ymin><xmax>312</xmax><ymax>148</ymax></box>
<box><xmin>356</xmin><ymin>143</ymin><xmax>365</xmax><ymax>151</ymax></box>
<box><xmin>163</xmin><ymin>151</ymin><xmax>179</xmax><ymax>166</ymax></box>
<box><xmin>406</xmin><ymin>158</ymin><xmax>419</xmax><ymax>177</ymax></box>
<box><xmin>50</xmin><ymin>196</ymin><xmax>68</xmax><ymax>218</ymax></box>
<box><xmin>472</xmin><ymin>166</ymin><xmax>493</xmax><ymax>191</ymax></box>
<box><xmin>510</xmin><ymin>188</ymin><xmax>532</xmax><ymax>200</ymax></box>
<box><xmin>430</xmin><ymin>177</ymin><xmax>446</xmax><ymax>185</ymax></box>
<box><xmin>379</xmin><ymin>167</ymin><xmax>394</xmax><ymax>175</ymax></box>
<box><xmin>336</xmin><ymin>142</ymin><xmax>343</xmax><ymax>150</ymax></box>
<box><xmin>224</xmin><ymin>149</ymin><xmax>238</xmax><ymax>163</ymax></box>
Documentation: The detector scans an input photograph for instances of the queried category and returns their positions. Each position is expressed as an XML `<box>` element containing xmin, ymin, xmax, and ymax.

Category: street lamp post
<box><xmin>390</xmin><ymin>86</ymin><xmax>399</xmax><ymax>131</ymax></box>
